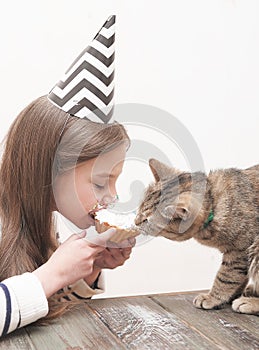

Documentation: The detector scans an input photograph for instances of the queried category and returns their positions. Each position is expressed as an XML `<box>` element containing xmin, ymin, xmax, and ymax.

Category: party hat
<box><xmin>48</xmin><ymin>15</ymin><xmax>115</xmax><ymax>123</ymax></box>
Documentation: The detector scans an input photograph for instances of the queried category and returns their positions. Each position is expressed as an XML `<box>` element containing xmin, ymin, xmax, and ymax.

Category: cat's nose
<box><xmin>135</xmin><ymin>213</ymin><xmax>145</xmax><ymax>225</ymax></box>
<box><xmin>134</xmin><ymin>213</ymin><xmax>140</xmax><ymax>225</ymax></box>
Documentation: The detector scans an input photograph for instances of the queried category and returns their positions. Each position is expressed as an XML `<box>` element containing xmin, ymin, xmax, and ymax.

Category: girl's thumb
<box><xmin>77</xmin><ymin>230</ymin><xmax>87</xmax><ymax>239</ymax></box>
<box><xmin>65</xmin><ymin>231</ymin><xmax>87</xmax><ymax>242</ymax></box>
<box><xmin>86</xmin><ymin>228</ymin><xmax>117</xmax><ymax>247</ymax></box>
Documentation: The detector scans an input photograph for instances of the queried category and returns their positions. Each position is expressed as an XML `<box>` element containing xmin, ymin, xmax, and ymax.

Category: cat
<box><xmin>135</xmin><ymin>158</ymin><xmax>259</xmax><ymax>315</ymax></box>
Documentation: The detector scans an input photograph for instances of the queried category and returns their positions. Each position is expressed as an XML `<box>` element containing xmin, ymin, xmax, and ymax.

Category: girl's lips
<box><xmin>88</xmin><ymin>210</ymin><xmax>96</xmax><ymax>219</ymax></box>
<box><xmin>88</xmin><ymin>213</ymin><xmax>96</xmax><ymax>225</ymax></box>
<box><xmin>88</xmin><ymin>202</ymin><xmax>109</xmax><ymax>225</ymax></box>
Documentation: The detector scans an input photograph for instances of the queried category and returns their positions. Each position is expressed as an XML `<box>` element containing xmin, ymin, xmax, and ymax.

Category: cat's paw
<box><xmin>193</xmin><ymin>293</ymin><xmax>223</xmax><ymax>310</ymax></box>
<box><xmin>232</xmin><ymin>296</ymin><xmax>259</xmax><ymax>315</ymax></box>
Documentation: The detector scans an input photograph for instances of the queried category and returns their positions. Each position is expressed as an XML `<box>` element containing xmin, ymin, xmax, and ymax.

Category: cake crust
<box><xmin>95</xmin><ymin>219</ymin><xmax>139</xmax><ymax>243</ymax></box>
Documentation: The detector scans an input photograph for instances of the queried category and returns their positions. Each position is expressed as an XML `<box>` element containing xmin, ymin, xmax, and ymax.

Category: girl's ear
<box><xmin>149</xmin><ymin>158</ymin><xmax>180</xmax><ymax>182</ymax></box>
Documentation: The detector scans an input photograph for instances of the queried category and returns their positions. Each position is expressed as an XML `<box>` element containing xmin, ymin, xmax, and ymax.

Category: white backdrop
<box><xmin>1</xmin><ymin>0</ymin><xmax>258</xmax><ymax>298</ymax></box>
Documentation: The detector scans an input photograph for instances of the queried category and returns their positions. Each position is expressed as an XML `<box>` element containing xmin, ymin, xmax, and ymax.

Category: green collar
<box><xmin>203</xmin><ymin>209</ymin><xmax>214</xmax><ymax>229</ymax></box>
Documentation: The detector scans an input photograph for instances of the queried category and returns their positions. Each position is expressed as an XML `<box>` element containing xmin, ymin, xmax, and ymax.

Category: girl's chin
<box><xmin>79</xmin><ymin>214</ymin><xmax>95</xmax><ymax>229</ymax></box>
<box><xmin>69</xmin><ymin>215</ymin><xmax>95</xmax><ymax>230</ymax></box>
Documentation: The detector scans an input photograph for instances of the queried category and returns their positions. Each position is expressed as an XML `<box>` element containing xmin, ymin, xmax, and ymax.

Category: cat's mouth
<box><xmin>134</xmin><ymin>215</ymin><xmax>148</xmax><ymax>226</ymax></box>
<box><xmin>134</xmin><ymin>215</ymin><xmax>151</xmax><ymax>235</ymax></box>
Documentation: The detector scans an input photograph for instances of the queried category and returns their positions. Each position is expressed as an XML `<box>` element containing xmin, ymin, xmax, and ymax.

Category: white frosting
<box><xmin>95</xmin><ymin>209</ymin><xmax>136</xmax><ymax>229</ymax></box>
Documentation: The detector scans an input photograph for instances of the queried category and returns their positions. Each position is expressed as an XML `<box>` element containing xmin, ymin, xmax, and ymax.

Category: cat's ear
<box><xmin>164</xmin><ymin>205</ymin><xmax>189</xmax><ymax>221</ymax></box>
<box><xmin>149</xmin><ymin>158</ymin><xmax>179</xmax><ymax>182</ymax></box>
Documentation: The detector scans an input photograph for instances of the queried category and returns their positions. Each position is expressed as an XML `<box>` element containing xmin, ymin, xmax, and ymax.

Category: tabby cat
<box><xmin>135</xmin><ymin>158</ymin><xmax>259</xmax><ymax>315</ymax></box>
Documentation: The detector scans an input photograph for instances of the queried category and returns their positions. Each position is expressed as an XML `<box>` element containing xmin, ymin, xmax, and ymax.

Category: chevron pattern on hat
<box><xmin>48</xmin><ymin>15</ymin><xmax>115</xmax><ymax>123</ymax></box>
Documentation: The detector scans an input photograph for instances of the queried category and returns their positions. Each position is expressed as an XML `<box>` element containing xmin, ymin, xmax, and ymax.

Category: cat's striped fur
<box><xmin>135</xmin><ymin>159</ymin><xmax>259</xmax><ymax>315</ymax></box>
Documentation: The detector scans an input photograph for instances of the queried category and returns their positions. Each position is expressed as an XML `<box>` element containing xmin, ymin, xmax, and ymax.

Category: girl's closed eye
<box><xmin>94</xmin><ymin>183</ymin><xmax>106</xmax><ymax>190</ymax></box>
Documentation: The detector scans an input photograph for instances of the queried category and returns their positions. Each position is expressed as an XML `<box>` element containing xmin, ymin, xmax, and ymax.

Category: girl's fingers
<box><xmin>128</xmin><ymin>237</ymin><xmax>136</xmax><ymax>246</ymax></box>
<box><xmin>62</xmin><ymin>231</ymin><xmax>86</xmax><ymax>244</ymax></box>
<box><xmin>118</xmin><ymin>237</ymin><xmax>136</xmax><ymax>248</ymax></box>
<box><xmin>107</xmin><ymin>246</ymin><xmax>132</xmax><ymax>261</ymax></box>
<box><xmin>85</xmin><ymin>228</ymin><xmax>117</xmax><ymax>248</ymax></box>
<box><xmin>106</xmin><ymin>247</ymin><xmax>123</xmax><ymax>260</ymax></box>
<box><xmin>77</xmin><ymin>230</ymin><xmax>87</xmax><ymax>239</ymax></box>
<box><xmin>121</xmin><ymin>247</ymin><xmax>132</xmax><ymax>259</ymax></box>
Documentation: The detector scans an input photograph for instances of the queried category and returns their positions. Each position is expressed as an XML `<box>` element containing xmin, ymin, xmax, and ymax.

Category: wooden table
<box><xmin>1</xmin><ymin>291</ymin><xmax>258</xmax><ymax>349</ymax></box>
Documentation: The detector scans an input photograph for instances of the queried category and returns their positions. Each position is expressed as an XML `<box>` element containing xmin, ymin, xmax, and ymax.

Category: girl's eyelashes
<box><xmin>94</xmin><ymin>183</ymin><xmax>105</xmax><ymax>190</ymax></box>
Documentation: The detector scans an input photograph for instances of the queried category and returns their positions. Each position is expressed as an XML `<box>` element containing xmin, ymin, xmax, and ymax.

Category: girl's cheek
<box><xmin>86</xmin><ymin>187</ymin><xmax>101</xmax><ymax>211</ymax></box>
<box><xmin>76</xmin><ymin>184</ymin><xmax>94</xmax><ymax>210</ymax></box>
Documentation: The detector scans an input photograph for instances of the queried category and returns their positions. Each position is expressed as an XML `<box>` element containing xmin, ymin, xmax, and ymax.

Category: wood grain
<box><xmin>0</xmin><ymin>328</ymin><xmax>34</xmax><ymax>349</ymax></box>
<box><xmin>0</xmin><ymin>304</ymin><xmax>126</xmax><ymax>350</ymax></box>
<box><xmin>87</xmin><ymin>296</ymin><xmax>221</xmax><ymax>349</ymax></box>
<box><xmin>1</xmin><ymin>292</ymin><xmax>258</xmax><ymax>349</ymax></box>
<box><xmin>151</xmin><ymin>293</ymin><xmax>259</xmax><ymax>350</ymax></box>
<box><xmin>28</xmin><ymin>304</ymin><xmax>127</xmax><ymax>350</ymax></box>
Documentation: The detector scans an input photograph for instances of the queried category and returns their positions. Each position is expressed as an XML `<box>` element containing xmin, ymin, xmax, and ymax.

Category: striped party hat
<box><xmin>48</xmin><ymin>15</ymin><xmax>115</xmax><ymax>123</ymax></box>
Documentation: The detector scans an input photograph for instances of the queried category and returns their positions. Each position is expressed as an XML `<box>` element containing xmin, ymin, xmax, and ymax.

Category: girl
<box><xmin>0</xmin><ymin>95</ymin><xmax>134</xmax><ymax>336</ymax></box>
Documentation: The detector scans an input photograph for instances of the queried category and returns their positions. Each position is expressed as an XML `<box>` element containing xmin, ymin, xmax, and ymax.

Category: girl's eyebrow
<box><xmin>93</xmin><ymin>173</ymin><xmax>115</xmax><ymax>178</ymax></box>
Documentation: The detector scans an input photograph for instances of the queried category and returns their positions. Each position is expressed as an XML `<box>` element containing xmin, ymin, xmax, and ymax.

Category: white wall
<box><xmin>1</xmin><ymin>0</ymin><xmax>258</xmax><ymax>298</ymax></box>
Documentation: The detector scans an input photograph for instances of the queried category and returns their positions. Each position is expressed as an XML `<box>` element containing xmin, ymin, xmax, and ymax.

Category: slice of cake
<box><xmin>94</xmin><ymin>209</ymin><xmax>139</xmax><ymax>243</ymax></box>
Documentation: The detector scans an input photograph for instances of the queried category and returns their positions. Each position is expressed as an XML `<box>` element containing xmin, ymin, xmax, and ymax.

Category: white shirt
<box><xmin>0</xmin><ymin>213</ymin><xmax>104</xmax><ymax>337</ymax></box>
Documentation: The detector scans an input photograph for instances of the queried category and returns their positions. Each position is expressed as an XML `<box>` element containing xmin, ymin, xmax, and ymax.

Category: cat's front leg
<box><xmin>193</xmin><ymin>252</ymin><xmax>248</xmax><ymax>310</ymax></box>
<box><xmin>232</xmin><ymin>239</ymin><xmax>259</xmax><ymax>315</ymax></box>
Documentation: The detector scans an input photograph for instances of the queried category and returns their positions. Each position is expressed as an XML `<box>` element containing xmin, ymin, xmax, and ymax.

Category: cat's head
<box><xmin>135</xmin><ymin>159</ymin><xmax>205</xmax><ymax>241</ymax></box>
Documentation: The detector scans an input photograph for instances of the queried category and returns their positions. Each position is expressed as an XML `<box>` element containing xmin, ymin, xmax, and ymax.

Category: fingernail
<box><xmin>78</xmin><ymin>230</ymin><xmax>86</xmax><ymax>238</ymax></box>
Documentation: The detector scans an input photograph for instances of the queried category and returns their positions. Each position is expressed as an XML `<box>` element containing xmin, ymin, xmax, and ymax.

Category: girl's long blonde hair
<box><xmin>0</xmin><ymin>95</ymin><xmax>129</xmax><ymax>321</ymax></box>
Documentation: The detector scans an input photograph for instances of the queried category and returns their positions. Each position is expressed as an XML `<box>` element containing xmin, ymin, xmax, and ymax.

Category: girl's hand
<box><xmin>33</xmin><ymin>228</ymin><xmax>116</xmax><ymax>298</ymax></box>
<box><xmin>94</xmin><ymin>237</ymin><xmax>136</xmax><ymax>270</ymax></box>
